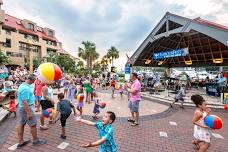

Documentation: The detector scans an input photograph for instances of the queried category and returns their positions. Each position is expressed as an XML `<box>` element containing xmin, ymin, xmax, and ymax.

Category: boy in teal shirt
<box><xmin>76</xmin><ymin>111</ymin><xmax>117</xmax><ymax>152</ymax></box>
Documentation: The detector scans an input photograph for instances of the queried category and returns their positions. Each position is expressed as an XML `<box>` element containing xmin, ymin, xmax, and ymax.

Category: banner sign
<box><xmin>125</xmin><ymin>66</ymin><xmax>131</xmax><ymax>74</ymax></box>
<box><xmin>153</xmin><ymin>48</ymin><xmax>189</xmax><ymax>60</ymax></box>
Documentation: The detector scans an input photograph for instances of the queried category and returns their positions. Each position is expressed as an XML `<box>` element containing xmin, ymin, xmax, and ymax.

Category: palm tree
<box><xmin>77</xmin><ymin>60</ymin><xmax>84</xmax><ymax>68</ymax></box>
<box><xmin>100</xmin><ymin>55</ymin><xmax>109</xmax><ymax>71</ymax></box>
<box><xmin>78</xmin><ymin>41</ymin><xmax>99</xmax><ymax>74</ymax></box>
<box><xmin>107</xmin><ymin>46</ymin><xmax>119</xmax><ymax>67</ymax></box>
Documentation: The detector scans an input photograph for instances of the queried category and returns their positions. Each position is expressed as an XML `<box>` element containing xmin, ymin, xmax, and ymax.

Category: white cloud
<box><xmin>166</xmin><ymin>0</ymin><xmax>223</xmax><ymax>16</ymax></box>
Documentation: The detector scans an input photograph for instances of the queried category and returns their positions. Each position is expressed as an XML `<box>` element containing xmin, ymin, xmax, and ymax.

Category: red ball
<box><xmin>100</xmin><ymin>102</ymin><xmax>106</xmax><ymax>109</ymax></box>
<box><xmin>53</xmin><ymin>64</ymin><xmax>62</xmax><ymax>81</ymax></box>
<box><xmin>224</xmin><ymin>104</ymin><xmax>228</xmax><ymax>111</ymax></box>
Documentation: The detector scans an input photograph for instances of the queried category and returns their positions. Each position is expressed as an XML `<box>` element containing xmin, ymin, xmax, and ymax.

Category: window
<box><xmin>24</xmin><ymin>34</ymin><xmax>39</xmax><ymax>42</ymax></box>
<box><xmin>48</xmin><ymin>30</ymin><xmax>54</xmax><ymax>36</ymax></box>
<box><xmin>5</xmin><ymin>30</ymin><xmax>11</xmax><ymax>35</ymax></box>
<box><xmin>33</xmin><ymin>46</ymin><xmax>39</xmax><ymax>53</ymax></box>
<box><xmin>6</xmin><ymin>52</ymin><xmax>22</xmax><ymax>57</ymax></box>
<box><xmin>19</xmin><ymin>43</ymin><xmax>27</xmax><ymax>50</ymax></box>
<box><xmin>5</xmin><ymin>39</ymin><xmax>11</xmax><ymax>48</ymax></box>
<box><xmin>27</xmin><ymin>23</ymin><xmax>34</xmax><ymax>30</ymax></box>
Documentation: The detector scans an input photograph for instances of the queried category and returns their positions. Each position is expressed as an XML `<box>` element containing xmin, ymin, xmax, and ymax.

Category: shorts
<box><xmin>19</xmin><ymin>106</ymin><xmax>37</xmax><ymax>127</ymax></box>
<box><xmin>35</xmin><ymin>96</ymin><xmax>42</xmax><ymax>101</ymax></box>
<box><xmin>77</xmin><ymin>102</ymin><xmax>84</xmax><ymax>108</ymax></box>
<box><xmin>128</xmin><ymin>100</ymin><xmax>140</xmax><ymax>112</ymax></box>
<box><xmin>40</xmin><ymin>100</ymin><xmax>54</xmax><ymax>110</ymax></box>
<box><xmin>60</xmin><ymin>113</ymin><xmax>71</xmax><ymax>127</ymax></box>
<box><xmin>111</xmin><ymin>86</ymin><xmax>115</xmax><ymax>91</ymax></box>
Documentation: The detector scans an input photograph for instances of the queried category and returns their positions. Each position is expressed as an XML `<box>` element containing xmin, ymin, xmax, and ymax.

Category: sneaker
<box><xmin>60</xmin><ymin>134</ymin><xmax>66</xmax><ymax>139</ymax></box>
<box><xmin>33</xmin><ymin>139</ymin><xmax>47</xmax><ymax>146</ymax></box>
<box><xmin>17</xmin><ymin>140</ymin><xmax>31</xmax><ymax>149</ymax></box>
<box><xmin>40</xmin><ymin>125</ymin><xmax>48</xmax><ymax>130</ymax></box>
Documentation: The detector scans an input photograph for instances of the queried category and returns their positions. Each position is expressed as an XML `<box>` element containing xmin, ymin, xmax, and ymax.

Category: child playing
<box><xmin>63</xmin><ymin>78</ymin><xmax>69</xmax><ymax>97</ymax></box>
<box><xmin>76</xmin><ymin>111</ymin><xmax>117</xmax><ymax>152</ymax></box>
<box><xmin>191</xmin><ymin>94</ymin><xmax>211</xmax><ymax>152</ymax></box>
<box><xmin>0</xmin><ymin>95</ymin><xmax>16</xmax><ymax>117</ymax></box>
<box><xmin>119</xmin><ymin>84</ymin><xmax>124</xmax><ymax>99</ymax></box>
<box><xmin>92</xmin><ymin>99</ymin><xmax>100</xmax><ymax>119</ymax></box>
<box><xmin>170</xmin><ymin>84</ymin><xmax>186</xmax><ymax>108</ymax></box>
<box><xmin>67</xmin><ymin>80</ymin><xmax>76</xmax><ymax>102</ymax></box>
<box><xmin>53</xmin><ymin>93</ymin><xmax>77</xmax><ymax>139</ymax></box>
<box><xmin>75</xmin><ymin>84</ymin><xmax>84</xmax><ymax>116</ymax></box>
<box><xmin>110</xmin><ymin>78</ymin><xmax>116</xmax><ymax>98</ymax></box>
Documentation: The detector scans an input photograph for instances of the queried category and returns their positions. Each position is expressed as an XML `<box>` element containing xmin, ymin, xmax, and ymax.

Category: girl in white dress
<box><xmin>191</xmin><ymin>94</ymin><xmax>211</xmax><ymax>152</ymax></box>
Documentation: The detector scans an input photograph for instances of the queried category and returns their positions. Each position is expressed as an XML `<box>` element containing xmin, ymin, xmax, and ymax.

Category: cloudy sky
<box><xmin>3</xmin><ymin>0</ymin><xmax>228</xmax><ymax>71</ymax></box>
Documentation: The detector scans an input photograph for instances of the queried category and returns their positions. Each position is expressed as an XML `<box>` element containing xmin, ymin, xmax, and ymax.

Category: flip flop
<box><xmin>127</xmin><ymin>119</ymin><xmax>135</xmax><ymax>123</ymax></box>
<box><xmin>17</xmin><ymin>140</ymin><xmax>31</xmax><ymax>149</ymax></box>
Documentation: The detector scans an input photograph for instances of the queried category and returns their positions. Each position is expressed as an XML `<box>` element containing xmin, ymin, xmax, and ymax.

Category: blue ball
<box><xmin>205</xmin><ymin>115</ymin><xmax>214</xmax><ymax>129</ymax></box>
<box><xmin>43</xmin><ymin>109</ymin><xmax>50</xmax><ymax>117</ymax></box>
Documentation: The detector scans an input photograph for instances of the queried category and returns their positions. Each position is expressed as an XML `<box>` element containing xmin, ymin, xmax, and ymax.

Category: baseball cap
<box><xmin>27</xmin><ymin>74</ymin><xmax>36</xmax><ymax>81</ymax></box>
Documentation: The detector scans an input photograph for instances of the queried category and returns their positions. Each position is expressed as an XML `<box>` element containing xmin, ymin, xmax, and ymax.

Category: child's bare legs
<box><xmin>120</xmin><ymin>93</ymin><xmax>123</xmax><ymax>99</ymax></box>
<box><xmin>112</xmin><ymin>89</ymin><xmax>115</xmax><ymax>98</ymax></box>
<box><xmin>192</xmin><ymin>140</ymin><xmax>200</xmax><ymax>149</ymax></box>
<box><xmin>64</xmin><ymin>89</ymin><xmax>67</xmax><ymax>97</ymax></box>
<box><xmin>77</xmin><ymin>107</ymin><xmax>82</xmax><ymax>116</ymax></box>
<box><xmin>198</xmin><ymin>142</ymin><xmax>210</xmax><ymax>152</ymax></box>
<box><xmin>180</xmin><ymin>100</ymin><xmax>184</xmax><ymax>108</ymax></box>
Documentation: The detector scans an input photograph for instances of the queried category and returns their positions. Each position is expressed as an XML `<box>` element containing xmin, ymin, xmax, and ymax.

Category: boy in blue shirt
<box><xmin>76</xmin><ymin>111</ymin><xmax>117</xmax><ymax>152</ymax></box>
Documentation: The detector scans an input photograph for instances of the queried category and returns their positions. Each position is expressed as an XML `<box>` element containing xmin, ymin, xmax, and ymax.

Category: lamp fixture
<box><xmin>185</xmin><ymin>60</ymin><xmax>192</xmax><ymax>65</ymax></box>
<box><xmin>158</xmin><ymin>61</ymin><xmax>164</xmax><ymax>66</ymax></box>
<box><xmin>145</xmin><ymin>59</ymin><xmax>151</xmax><ymax>64</ymax></box>
<box><xmin>213</xmin><ymin>58</ymin><xmax>223</xmax><ymax>64</ymax></box>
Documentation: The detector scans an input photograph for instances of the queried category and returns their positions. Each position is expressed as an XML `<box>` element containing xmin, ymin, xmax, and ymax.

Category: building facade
<box><xmin>0</xmin><ymin>2</ymin><xmax>67</xmax><ymax>67</ymax></box>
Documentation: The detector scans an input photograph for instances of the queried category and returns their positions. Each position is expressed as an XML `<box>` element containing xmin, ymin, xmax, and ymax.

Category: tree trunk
<box><xmin>89</xmin><ymin>59</ymin><xmax>92</xmax><ymax>75</ymax></box>
<box><xmin>86</xmin><ymin>58</ymin><xmax>90</xmax><ymax>70</ymax></box>
<box><xmin>112</xmin><ymin>57</ymin><xmax>114</xmax><ymax>67</ymax></box>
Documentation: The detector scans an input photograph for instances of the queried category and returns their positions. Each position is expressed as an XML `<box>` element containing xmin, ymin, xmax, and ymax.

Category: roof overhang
<box><xmin>131</xmin><ymin>12</ymin><xmax>228</xmax><ymax>67</ymax></box>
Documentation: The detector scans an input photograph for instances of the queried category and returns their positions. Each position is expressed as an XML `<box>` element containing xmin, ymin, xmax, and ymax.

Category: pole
<box><xmin>29</xmin><ymin>47</ymin><xmax>33</xmax><ymax>73</ymax></box>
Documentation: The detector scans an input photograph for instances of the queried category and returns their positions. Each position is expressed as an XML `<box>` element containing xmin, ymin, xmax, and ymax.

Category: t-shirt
<box><xmin>34</xmin><ymin>80</ymin><xmax>44</xmax><ymax>96</ymax></box>
<box><xmin>111</xmin><ymin>80</ymin><xmax>116</xmax><ymax>87</ymax></box>
<box><xmin>57</xmin><ymin>99</ymin><xmax>72</xmax><ymax>115</ymax></box>
<box><xmin>17</xmin><ymin>82</ymin><xmax>35</xmax><ymax>108</ymax></box>
<box><xmin>95</xmin><ymin>122</ymin><xmax>117</xmax><ymax>152</ymax></box>
<box><xmin>9</xmin><ymin>100</ymin><xmax>16</xmax><ymax>112</ymax></box>
<box><xmin>130</xmin><ymin>79</ymin><xmax>141</xmax><ymax>102</ymax></box>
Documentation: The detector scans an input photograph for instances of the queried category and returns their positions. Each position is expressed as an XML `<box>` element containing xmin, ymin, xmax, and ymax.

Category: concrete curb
<box><xmin>141</xmin><ymin>94</ymin><xmax>225</xmax><ymax>110</ymax></box>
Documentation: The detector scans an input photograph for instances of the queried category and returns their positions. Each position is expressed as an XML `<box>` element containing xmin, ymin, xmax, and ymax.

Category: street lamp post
<box><xmin>27</xmin><ymin>39</ymin><xmax>33</xmax><ymax>73</ymax></box>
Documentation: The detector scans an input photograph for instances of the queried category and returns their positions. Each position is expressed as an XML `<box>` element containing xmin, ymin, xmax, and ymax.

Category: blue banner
<box><xmin>125</xmin><ymin>66</ymin><xmax>131</xmax><ymax>74</ymax></box>
<box><xmin>153</xmin><ymin>48</ymin><xmax>189</xmax><ymax>60</ymax></box>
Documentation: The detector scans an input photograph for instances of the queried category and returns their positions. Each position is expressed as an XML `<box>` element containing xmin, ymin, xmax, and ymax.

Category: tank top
<box><xmin>41</xmin><ymin>86</ymin><xmax>53</xmax><ymax>100</ymax></box>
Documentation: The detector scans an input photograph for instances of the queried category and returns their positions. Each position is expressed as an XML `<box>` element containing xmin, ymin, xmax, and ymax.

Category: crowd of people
<box><xmin>0</xmin><ymin>64</ymin><xmax>222</xmax><ymax>152</ymax></box>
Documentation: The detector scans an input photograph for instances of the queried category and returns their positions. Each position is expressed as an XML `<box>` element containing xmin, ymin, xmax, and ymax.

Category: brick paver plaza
<box><xmin>0</xmin><ymin>90</ymin><xmax>227</xmax><ymax>152</ymax></box>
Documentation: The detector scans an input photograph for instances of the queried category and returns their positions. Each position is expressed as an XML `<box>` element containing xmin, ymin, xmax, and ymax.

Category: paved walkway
<box><xmin>0</xmin><ymin>90</ymin><xmax>228</xmax><ymax>152</ymax></box>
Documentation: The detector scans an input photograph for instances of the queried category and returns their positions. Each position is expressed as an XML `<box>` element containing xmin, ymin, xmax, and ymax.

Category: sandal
<box><xmin>131</xmin><ymin>122</ymin><xmax>139</xmax><ymax>126</ymax></box>
<box><xmin>127</xmin><ymin>119</ymin><xmax>135</xmax><ymax>123</ymax></box>
<box><xmin>17</xmin><ymin>140</ymin><xmax>31</xmax><ymax>149</ymax></box>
